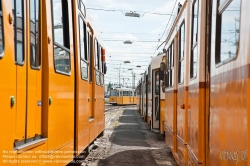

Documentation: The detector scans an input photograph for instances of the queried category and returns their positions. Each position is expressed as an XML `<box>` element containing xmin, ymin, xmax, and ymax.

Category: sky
<box><xmin>83</xmin><ymin>0</ymin><xmax>184</xmax><ymax>87</ymax></box>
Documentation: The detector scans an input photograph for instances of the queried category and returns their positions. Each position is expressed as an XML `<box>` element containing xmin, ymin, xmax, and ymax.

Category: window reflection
<box><xmin>190</xmin><ymin>0</ymin><xmax>199</xmax><ymax>78</ymax></box>
<box><xmin>54</xmin><ymin>45</ymin><xmax>70</xmax><ymax>73</ymax></box>
<box><xmin>100</xmin><ymin>74</ymin><xmax>104</xmax><ymax>85</ymax></box>
<box><xmin>178</xmin><ymin>23</ymin><xmax>185</xmax><ymax>83</ymax></box>
<box><xmin>95</xmin><ymin>39</ymin><xmax>99</xmax><ymax>70</ymax></box>
<box><xmin>79</xmin><ymin>17</ymin><xmax>87</xmax><ymax>61</ymax></box>
<box><xmin>81</xmin><ymin>60</ymin><xmax>88</xmax><ymax>80</ymax></box>
<box><xmin>171</xmin><ymin>42</ymin><xmax>174</xmax><ymax>87</ymax></box>
<box><xmin>13</xmin><ymin>0</ymin><xmax>24</xmax><ymax>64</ymax></box>
<box><xmin>52</xmin><ymin>0</ymin><xmax>64</xmax><ymax>46</ymax></box>
<box><xmin>79</xmin><ymin>16</ymin><xmax>88</xmax><ymax>79</ymax></box>
<box><xmin>52</xmin><ymin>0</ymin><xmax>70</xmax><ymax>74</ymax></box>
<box><xmin>30</xmin><ymin>0</ymin><xmax>40</xmax><ymax>68</ymax></box>
<box><xmin>0</xmin><ymin>0</ymin><xmax>3</xmax><ymax>55</ymax></box>
<box><xmin>96</xmin><ymin>70</ymin><xmax>100</xmax><ymax>85</ymax></box>
<box><xmin>192</xmin><ymin>0</ymin><xmax>199</xmax><ymax>46</ymax></box>
<box><xmin>79</xmin><ymin>0</ymin><xmax>86</xmax><ymax>17</ymax></box>
<box><xmin>155</xmin><ymin>71</ymin><xmax>159</xmax><ymax>95</ymax></box>
<box><xmin>219</xmin><ymin>0</ymin><xmax>240</xmax><ymax>62</ymax></box>
<box><xmin>110</xmin><ymin>90</ymin><xmax>118</xmax><ymax>96</ymax></box>
<box><xmin>192</xmin><ymin>46</ymin><xmax>197</xmax><ymax>78</ymax></box>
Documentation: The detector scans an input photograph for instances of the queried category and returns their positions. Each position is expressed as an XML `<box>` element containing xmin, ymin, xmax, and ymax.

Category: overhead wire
<box><xmin>152</xmin><ymin>0</ymin><xmax>178</xmax><ymax>56</ymax></box>
<box><xmin>86</xmin><ymin>7</ymin><xmax>172</xmax><ymax>16</ymax></box>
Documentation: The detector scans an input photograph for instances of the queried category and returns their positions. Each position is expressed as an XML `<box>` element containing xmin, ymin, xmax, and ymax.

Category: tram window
<box><xmin>100</xmin><ymin>46</ymin><xmax>104</xmax><ymax>85</ymax></box>
<box><xmin>89</xmin><ymin>33</ymin><xmax>93</xmax><ymax>83</ymax></box>
<box><xmin>216</xmin><ymin>0</ymin><xmax>241</xmax><ymax>63</ymax></box>
<box><xmin>165</xmin><ymin>50</ymin><xmax>169</xmax><ymax>88</ymax></box>
<box><xmin>30</xmin><ymin>0</ymin><xmax>40</xmax><ymax>68</ymax></box>
<box><xmin>100</xmin><ymin>46</ymin><xmax>103</xmax><ymax>73</ymax></box>
<box><xmin>168</xmin><ymin>48</ymin><xmax>172</xmax><ymax>86</ymax></box>
<box><xmin>13</xmin><ymin>0</ymin><xmax>24</xmax><ymax>64</ymax></box>
<box><xmin>94</xmin><ymin>39</ymin><xmax>100</xmax><ymax>84</ymax></box>
<box><xmin>148</xmin><ymin>66</ymin><xmax>151</xmax><ymax>93</ymax></box>
<box><xmin>0</xmin><ymin>0</ymin><xmax>4</xmax><ymax>56</ymax></box>
<box><xmin>190</xmin><ymin>0</ymin><xmax>199</xmax><ymax>78</ymax></box>
<box><xmin>110</xmin><ymin>90</ymin><xmax>118</xmax><ymax>96</ymax></box>
<box><xmin>148</xmin><ymin>65</ymin><xmax>151</xmax><ymax>79</ymax></box>
<box><xmin>79</xmin><ymin>16</ymin><xmax>88</xmax><ymax>80</ymax></box>
<box><xmin>123</xmin><ymin>91</ymin><xmax>129</xmax><ymax>96</ymax></box>
<box><xmin>178</xmin><ymin>22</ymin><xmax>185</xmax><ymax>84</ymax></box>
<box><xmin>94</xmin><ymin>39</ymin><xmax>100</xmax><ymax>70</ymax></box>
<box><xmin>52</xmin><ymin>0</ymin><xmax>71</xmax><ymax>74</ymax></box>
<box><xmin>155</xmin><ymin>71</ymin><xmax>160</xmax><ymax>95</ymax></box>
<box><xmin>171</xmin><ymin>41</ymin><xmax>174</xmax><ymax>86</ymax></box>
<box><xmin>78</xmin><ymin>0</ymin><xmax>86</xmax><ymax>17</ymax></box>
<box><xmin>79</xmin><ymin>17</ymin><xmax>87</xmax><ymax>61</ymax></box>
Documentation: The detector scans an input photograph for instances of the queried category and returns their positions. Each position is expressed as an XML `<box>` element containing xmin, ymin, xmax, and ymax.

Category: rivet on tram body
<box><xmin>9</xmin><ymin>14</ymin><xmax>13</xmax><ymax>24</ymax></box>
<box><xmin>48</xmin><ymin>37</ymin><xmax>51</xmax><ymax>44</ymax></box>
<box><xmin>49</xmin><ymin>97</ymin><xmax>52</xmax><ymax>105</ymax></box>
<box><xmin>10</xmin><ymin>96</ymin><xmax>15</xmax><ymax>107</ymax></box>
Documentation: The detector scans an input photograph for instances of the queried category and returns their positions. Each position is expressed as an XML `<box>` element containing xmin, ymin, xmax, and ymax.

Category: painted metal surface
<box><xmin>0</xmin><ymin>0</ymin><xmax>105</xmax><ymax>165</ymax></box>
<box><xmin>0</xmin><ymin>0</ymin><xmax>17</xmax><ymax>164</ymax></box>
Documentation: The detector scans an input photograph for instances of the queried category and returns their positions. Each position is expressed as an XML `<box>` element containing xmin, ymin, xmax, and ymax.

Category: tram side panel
<box><xmin>186</xmin><ymin>0</ymin><xmax>207</xmax><ymax>165</ymax></box>
<box><xmin>0</xmin><ymin>0</ymin><xmax>17</xmax><ymax>164</ymax></box>
<box><xmin>209</xmin><ymin>0</ymin><xmax>247</xmax><ymax>165</ymax></box>
<box><xmin>176</xmin><ymin>10</ymin><xmax>189</xmax><ymax>166</ymax></box>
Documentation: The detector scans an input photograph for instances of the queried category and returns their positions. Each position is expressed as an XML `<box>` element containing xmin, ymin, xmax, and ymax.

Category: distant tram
<box><xmin>109</xmin><ymin>87</ymin><xmax>137</xmax><ymax>105</ymax></box>
<box><xmin>137</xmin><ymin>53</ymin><xmax>166</xmax><ymax>134</ymax></box>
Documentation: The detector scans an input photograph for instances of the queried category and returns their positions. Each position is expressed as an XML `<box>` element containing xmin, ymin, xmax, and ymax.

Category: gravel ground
<box><xmin>79</xmin><ymin>105</ymin><xmax>177</xmax><ymax>166</ymax></box>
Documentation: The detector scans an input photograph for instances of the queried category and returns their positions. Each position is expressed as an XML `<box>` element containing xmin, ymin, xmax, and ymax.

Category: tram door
<box><xmin>93</xmin><ymin>37</ymin><xmax>104</xmax><ymax>139</ymax></box>
<box><xmin>176</xmin><ymin>22</ymin><xmax>186</xmax><ymax>164</ymax></box>
<box><xmin>152</xmin><ymin>70</ymin><xmax>160</xmax><ymax>129</ymax></box>
<box><xmin>13</xmin><ymin>0</ymin><xmax>42</xmax><ymax>147</ymax></box>
<box><xmin>88</xmin><ymin>30</ymin><xmax>95</xmax><ymax>143</ymax></box>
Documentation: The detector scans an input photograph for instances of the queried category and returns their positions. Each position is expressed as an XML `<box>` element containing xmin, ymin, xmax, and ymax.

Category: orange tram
<box><xmin>137</xmin><ymin>0</ymin><xmax>249</xmax><ymax>165</ymax></box>
<box><xmin>0</xmin><ymin>0</ymin><xmax>106</xmax><ymax>165</ymax></box>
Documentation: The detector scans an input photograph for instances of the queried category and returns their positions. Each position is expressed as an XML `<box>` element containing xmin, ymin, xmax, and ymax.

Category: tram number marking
<box><xmin>219</xmin><ymin>147</ymin><xmax>247</xmax><ymax>164</ymax></box>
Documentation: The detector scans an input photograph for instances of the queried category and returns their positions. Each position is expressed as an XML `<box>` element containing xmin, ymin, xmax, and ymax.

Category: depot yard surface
<box><xmin>80</xmin><ymin>105</ymin><xmax>177</xmax><ymax>166</ymax></box>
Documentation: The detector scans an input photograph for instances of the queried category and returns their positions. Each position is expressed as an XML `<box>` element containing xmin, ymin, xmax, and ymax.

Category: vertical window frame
<box><xmin>88</xmin><ymin>32</ymin><xmax>93</xmax><ymax>83</ymax></box>
<box><xmin>94</xmin><ymin>38</ymin><xmax>101</xmax><ymax>85</ymax></box>
<box><xmin>13</xmin><ymin>0</ymin><xmax>25</xmax><ymax>65</ymax></box>
<box><xmin>99</xmin><ymin>45</ymin><xmax>104</xmax><ymax>86</ymax></box>
<box><xmin>178</xmin><ymin>21</ymin><xmax>185</xmax><ymax>84</ymax></box>
<box><xmin>78</xmin><ymin>15</ymin><xmax>88</xmax><ymax>80</ymax></box>
<box><xmin>94</xmin><ymin>38</ymin><xmax>100</xmax><ymax>71</ymax></box>
<box><xmin>78</xmin><ymin>0</ymin><xmax>86</xmax><ymax>18</ymax></box>
<box><xmin>190</xmin><ymin>0</ymin><xmax>199</xmax><ymax>79</ymax></box>
<box><xmin>155</xmin><ymin>71</ymin><xmax>160</xmax><ymax>95</ymax></box>
<box><xmin>171</xmin><ymin>41</ymin><xmax>174</xmax><ymax>87</ymax></box>
<box><xmin>166</xmin><ymin>50</ymin><xmax>170</xmax><ymax>88</ymax></box>
<box><xmin>30</xmin><ymin>0</ymin><xmax>41</xmax><ymax>70</ymax></box>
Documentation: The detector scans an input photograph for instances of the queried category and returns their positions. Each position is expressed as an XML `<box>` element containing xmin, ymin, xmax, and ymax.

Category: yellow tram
<box><xmin>0</xmin><ymin>0</ymin><xmax>106</xmax><ymax>165</ymax></box>
<box><xmin>138</xmin><ymin>0</ymin><xmax>249</xmax><ymax>165</ymax></box>
<box><xmin>137</xmin><ymin>54</ymin><xmax>166</xmax><ymax>134</ymax></box>
<box><xmin>109</xmin><ymin>87</ymin><xmax>137</xmax><ymax>105</ymax></box>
